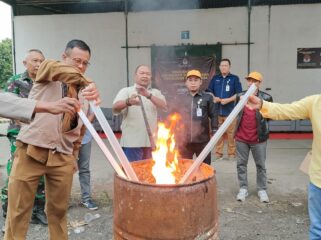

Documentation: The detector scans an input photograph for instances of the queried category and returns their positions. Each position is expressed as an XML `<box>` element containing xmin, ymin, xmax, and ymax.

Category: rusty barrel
<box><xmin>113</xmin><ymin>159</ymin><xmax>218</xmax><ymax>240</ymax></box>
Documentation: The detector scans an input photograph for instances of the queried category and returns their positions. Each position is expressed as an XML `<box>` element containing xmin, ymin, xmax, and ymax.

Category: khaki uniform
<box><xmin>113</xmin><ymin>84</ymin><xmax>166</xmax><ymax>147</ymax></box>
<box><xmin>216</xmin><ymin>116</ymin><xmax>237</xmax><ymax>157</ymax></box>
<box><xmin>4</xmin><ymin>60</ymin><xmax>91</xmax><ymax>240</ymax></box>
<box><xmin>6</xmin><ymin>142</ymin><xmax>74</xmax><ymax>239</ymax></box>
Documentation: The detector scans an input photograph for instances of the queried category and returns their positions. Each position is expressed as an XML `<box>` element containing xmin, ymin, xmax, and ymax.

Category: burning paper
<box><xmin>151</xmin><ymin>114</ymin><xmax>181</xmax><ymax>184</ymax></box>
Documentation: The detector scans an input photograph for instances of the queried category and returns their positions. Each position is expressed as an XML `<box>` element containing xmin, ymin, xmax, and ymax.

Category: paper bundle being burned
<box><xmin>78</xmin><ymin>102</ymin><xmax>138</xmax><ymax>181</ymax></box>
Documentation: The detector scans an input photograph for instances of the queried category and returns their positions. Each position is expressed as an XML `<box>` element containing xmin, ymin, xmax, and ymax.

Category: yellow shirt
<box><xmin>113</xmin><ymin>85</ymin><xmax>166</xmax><ymax>147</ymax></box>
<box><xmin>261</xmin><ymin>95</ymin><xmax>321</xmax><ymax>188</ymax></box>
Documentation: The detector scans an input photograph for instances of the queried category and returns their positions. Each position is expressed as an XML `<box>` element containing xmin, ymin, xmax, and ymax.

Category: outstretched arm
<box><xmin>0</xmin><ymin>93</ymin><xmax>81</xmax><ymax>122</ymax></box>
<box><xmin>247</xmin><ymin>95</ymin><xmax>311</xmax><ymax>120</ymax></box>
<box><xmin>35</xmin><ymin>97</ymin><xmax>80</xmax><ymax>115</ymax></box>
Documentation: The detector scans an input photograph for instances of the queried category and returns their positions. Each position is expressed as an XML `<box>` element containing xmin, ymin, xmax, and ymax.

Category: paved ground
<box><xmin>0</xmin><ymin>122</ymin><xmax>311</xmax><ymax>239</ymax></box>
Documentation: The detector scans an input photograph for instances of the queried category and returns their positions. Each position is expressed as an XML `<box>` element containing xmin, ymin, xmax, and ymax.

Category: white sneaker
<box><xmin>258</xmin><ymin>190</ymin><xmax>269</xmax><ymax>203</ymax></box>
<box><xmin>236</xmin><ymin>188</ymin><xmax>248</xmax><ymax>202</ymax></box>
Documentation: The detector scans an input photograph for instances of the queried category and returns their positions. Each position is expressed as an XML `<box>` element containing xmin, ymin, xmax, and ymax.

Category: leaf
<box><xmin>0</xmin><ymin>38</ymin><xmax>13</xmax><ymax>89</ymax></box>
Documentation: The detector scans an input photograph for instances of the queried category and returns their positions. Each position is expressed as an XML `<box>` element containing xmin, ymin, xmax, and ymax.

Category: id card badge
<box><xmin>196</xmin><ymin>107</ymin><xmax>202</xmax><ymax>117</ymax></box>
<box><xmin>226</xmin><ymin>84</ymin><xmax>230</xmax><ymax>92</ymax></box>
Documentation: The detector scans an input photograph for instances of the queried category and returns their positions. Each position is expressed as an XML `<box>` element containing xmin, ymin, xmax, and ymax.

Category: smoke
<box><xmin>130</xmin><ymin>0</ymin><xmax>200</xmax><ymax>12</ymax></box>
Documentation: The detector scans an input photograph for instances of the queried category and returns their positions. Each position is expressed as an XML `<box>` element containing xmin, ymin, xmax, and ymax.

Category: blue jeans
<box><xmin>78</xmin><ymin>141</ymin><xmax>92</xmax><ymax>202</ymax></box>
<box><xmin>309</xmin><ymin>182</ymin><xmax>321</xmax><ymax>240</ymax></box>
<box><xmin>122</xmin><ymin>147</ymin><xmax>152</xmax><ymax>162</ymax></box>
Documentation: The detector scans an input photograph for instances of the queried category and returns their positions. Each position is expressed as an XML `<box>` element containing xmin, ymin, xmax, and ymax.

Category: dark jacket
<box><xmin>173</xmin><ymin>90</ymin><xmax>218</xmax><ymax>144</ymax></box>
<box><xmin>235</xmin><ymin>90</ymin><xmax>273</xmax><ymax>142</ymax></box>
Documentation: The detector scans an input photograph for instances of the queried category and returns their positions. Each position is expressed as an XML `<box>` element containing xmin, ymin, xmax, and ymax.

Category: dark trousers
<box><xmin>179</xmin><ymin>142</ymin><xmax>211</xmax><ymax>165</ymax></box>
<box><xmin>122</xmin><ymin>147</ymin><xmax>153</xmax><ymax>162</ymax></box>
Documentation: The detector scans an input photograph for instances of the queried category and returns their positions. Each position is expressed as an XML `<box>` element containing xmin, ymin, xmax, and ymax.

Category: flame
<box><xmin>152</xmin><ymin>113</ymin><xmax>181</xmax><ymax>184</ymax></box>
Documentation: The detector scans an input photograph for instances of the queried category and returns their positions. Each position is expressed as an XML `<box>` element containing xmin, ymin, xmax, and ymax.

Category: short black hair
<box><xmin>65</xmin><ymin>39</ymin><xmax>91</xmax><ymax>56</ymax></box>
<box><xmin>135</xmin><ymin>64</ymin><xmax>150</xmax><ymax>74</ymax></box>
<box><xmin>220</xmin><ymin>58</ymin><xmax>231</xmax><ymax>65</ymax></box>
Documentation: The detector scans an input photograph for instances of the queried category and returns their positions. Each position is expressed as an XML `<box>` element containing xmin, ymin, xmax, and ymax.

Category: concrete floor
<box><xmin>0</xmin><ymin>122</ymin><xmax>312</xmax><ymax>239</ymax></box>
<box><xmin>72</xmin><ymin>136</ymin><xmax>311</xmax><ymax>199</ymax></box>
<box><xmin>0</xmin><ymin>122</ymin><xmax>311</xmax><ymax>197</ymax></box>
<box><xmin>70</xmin><ymin>132</ymin><xmax>312</xmax><ymax>240</ymax></box>
<box><xmin>0</xmin><ymin>121</ymin><xmax>311</xmax><ymax>201</ymax></box>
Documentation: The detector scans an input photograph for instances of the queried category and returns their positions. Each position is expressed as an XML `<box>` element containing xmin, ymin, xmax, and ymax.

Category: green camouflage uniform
<box><xmin>1</xmin><ymin>71</ymin><xmax>46</xmax><ymax>217</ymax></box>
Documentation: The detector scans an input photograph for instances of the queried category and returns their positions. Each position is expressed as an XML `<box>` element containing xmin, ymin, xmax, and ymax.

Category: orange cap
<box><xmin>245</xmin><ymin>71</ymin><xmax>263</xmax><ymax>82</ymax></box>
<box><xmin>186</xmin><ymin>70</ymin><xmax>201</xmax><ymax>79</ymax></box>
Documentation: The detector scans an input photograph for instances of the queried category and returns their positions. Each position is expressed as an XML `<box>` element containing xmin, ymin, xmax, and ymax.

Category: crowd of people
<box><xmin>0</xmin><ymin>40</ymin><xmax>319</xmax><ymax>240</ymax></box>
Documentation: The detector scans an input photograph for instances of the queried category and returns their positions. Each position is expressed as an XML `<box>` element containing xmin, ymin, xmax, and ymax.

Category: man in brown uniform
<box><xmin>4</xmin><ymin>39</ymin><xmax>99</xmax><ymax>240</ymax></box>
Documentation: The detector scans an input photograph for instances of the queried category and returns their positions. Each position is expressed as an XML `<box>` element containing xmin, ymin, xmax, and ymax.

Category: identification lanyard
<box><xmin>226</xmin><ymin>79</ymin><xmax>231</xmax><ymax>92</ymax></box>
<box><xmin>196</xmin><ymin>98</ymin><xmax>203</xmax><ymax>117</ymax></box>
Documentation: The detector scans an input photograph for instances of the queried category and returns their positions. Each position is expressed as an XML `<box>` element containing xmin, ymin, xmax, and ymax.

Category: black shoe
<box><xmin>31</xmin><ymin>209</ymin><xmax>48</xmax><ymax>225</ymax></box>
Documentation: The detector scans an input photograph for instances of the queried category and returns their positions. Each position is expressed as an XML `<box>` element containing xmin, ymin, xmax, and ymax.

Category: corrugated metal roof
<box><xmin>2</xmin><ymin>0</ymin><xmax>321</xmax><ymax>16</ymax></box>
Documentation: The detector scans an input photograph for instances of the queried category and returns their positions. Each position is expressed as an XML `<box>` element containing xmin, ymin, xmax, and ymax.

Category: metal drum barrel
<box><xmin>113</xmin><ymin>159</ymin><xmax>218</xmax><ymax>240</ymax></box>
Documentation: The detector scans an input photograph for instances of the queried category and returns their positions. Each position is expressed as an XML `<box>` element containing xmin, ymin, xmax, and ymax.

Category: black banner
<box><xmin>151</xmin><ymin>45</ymin><xmax>221</xmax><ymax>116</ymax></box>
<box><xmin>297</xmin><ymin>48</ymin><xmax>321</xmax><ymax>69</ymax></box>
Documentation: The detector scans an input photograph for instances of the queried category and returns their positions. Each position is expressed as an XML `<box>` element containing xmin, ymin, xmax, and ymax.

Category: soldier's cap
<box><xmin>186</xmin><ymin>70</ymin><xmax>202</xmax><ymax>79</ymax></box>
<box><xmin>245</xmin><ymin>71</ymin><xmax>263</xmax><ymax>82</ymax></box>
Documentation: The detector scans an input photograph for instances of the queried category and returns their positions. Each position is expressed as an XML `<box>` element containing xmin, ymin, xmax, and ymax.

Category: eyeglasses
<box><xmin>71</xmin><ymin>57</ymin><xmax>90</xmax><ymax>68</ymax></box>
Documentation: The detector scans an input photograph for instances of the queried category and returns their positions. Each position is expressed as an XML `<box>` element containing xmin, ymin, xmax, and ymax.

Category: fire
<box><xmin>152</xmin><ymin>113</ymin><xmax>181</xmax><ymax>184</ymax></box>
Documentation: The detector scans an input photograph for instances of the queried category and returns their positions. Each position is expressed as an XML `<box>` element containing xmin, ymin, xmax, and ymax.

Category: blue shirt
<box><xmin>207</xmin><ymin>73</ymin><xmax>242</xmax><ymax>116</ymax></box>
<box><xmin>81</xmin><ymin>129</ymin><xmax>93</xmax><ymax>145</ymax></box>
<box><xmin>81</xmin><ymin>107</ymin><xmax>93</xmax><ymax>145</ymax></box>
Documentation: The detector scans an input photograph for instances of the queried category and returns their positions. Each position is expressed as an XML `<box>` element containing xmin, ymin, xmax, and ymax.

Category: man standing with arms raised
<box><xmin>207</xmin><ymin>58</ymin><xmax>242</xmax><ymax>160</ymax></box>
<box><xmin>113</xmin><ymin>65</ymin><xmax>167</xmax><ymax>162</ymax></box>
<box><xmin>4</xmin><ymin>39</ymin><xmax>100</xmax><ymax>240</ymax></box>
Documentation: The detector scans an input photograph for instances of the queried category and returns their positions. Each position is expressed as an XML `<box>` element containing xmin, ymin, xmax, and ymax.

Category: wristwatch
<box><xmin>147</xmin><ymin>93</ymin><xmax>153</xmax><ymax>99</ymax></box>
